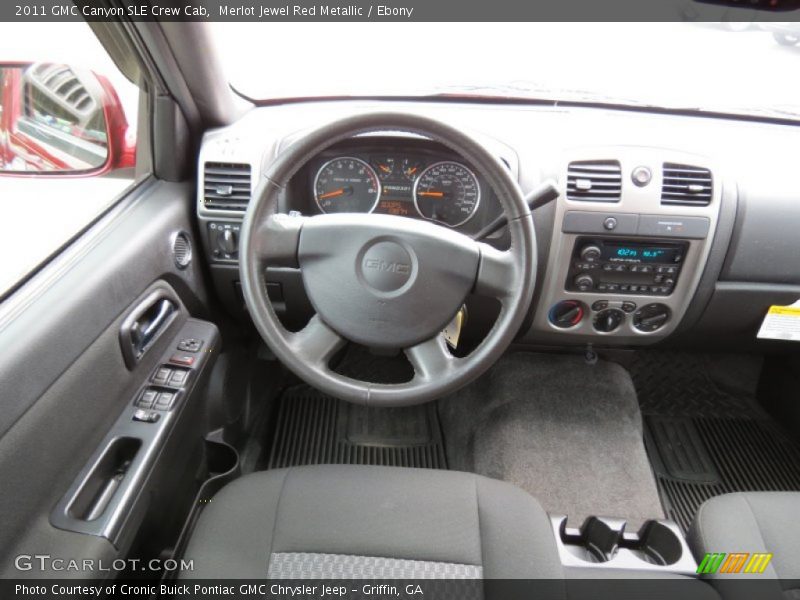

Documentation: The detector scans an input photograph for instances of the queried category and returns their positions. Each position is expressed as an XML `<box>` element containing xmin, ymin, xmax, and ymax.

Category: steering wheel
<box><xmin>239</xmin><ymin>112</ymin><xmax>536</xmax><ymax>406</ymax></box>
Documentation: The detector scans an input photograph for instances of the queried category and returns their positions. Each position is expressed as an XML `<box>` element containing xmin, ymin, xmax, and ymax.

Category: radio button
<box><xmin>574</xmin><ymin>274</ymin><xmax>595</xmax><ymax>292</ymax></box>
<box><xmin>603</xmin><ymin>217</ymin><xmax>618</xmax><ymax>231</ymax></box>
<box><xmin>580</xmin><ymin>245</ymin><xmax>602</xmax><ymax>262</ymax></box>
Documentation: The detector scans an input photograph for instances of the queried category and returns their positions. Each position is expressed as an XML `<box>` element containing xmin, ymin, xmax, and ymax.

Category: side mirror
<box><xmin>0</xmin><ymin>62</ymin><xmax>135</xmax><ymax>175</ymax></box>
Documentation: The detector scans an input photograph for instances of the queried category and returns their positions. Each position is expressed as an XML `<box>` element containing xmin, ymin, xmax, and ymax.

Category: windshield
<box><xmin>212</xmin><ymin>22</ymin><xmax>800</xmax><ymax>120</ymax></box>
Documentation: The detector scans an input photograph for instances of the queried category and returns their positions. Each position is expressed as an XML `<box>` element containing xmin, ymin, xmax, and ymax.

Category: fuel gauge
<box><xmin>372</xmin><ymin>157</ymin><xmax>395</xmax><ymax>180</ymax></box>
<box><xmin>401</xmin><ymin>159</ymin><xmax>422</xmax><ymax>181</ymax></box>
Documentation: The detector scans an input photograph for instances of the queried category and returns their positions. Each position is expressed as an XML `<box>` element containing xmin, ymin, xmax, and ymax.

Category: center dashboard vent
<box><xmin>566</xmin><ymin>160</ymin><xmax>622</xmax><ymax>202</ymax></box>
<box><xmin>661</xmin><ymin>163</ymin><xmax>713</xmax><ymax>207</ymax></box>
<box><xmin>203</xmin><ymin>162</ymin><xmax>252</xmax><ymax>210</ymax></box>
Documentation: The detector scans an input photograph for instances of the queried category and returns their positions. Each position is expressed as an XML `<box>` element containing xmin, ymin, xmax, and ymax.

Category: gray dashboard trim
<box><xmin>721</xmin><ymin>182</ymin><xmax>800</xmax><ymax>286</ymax></box>
<box><xmin>191</xmin><ymin>99</ymin><xmax>800</xmax><ymax>348</ymax></box>
<box><xmin>672</xmin><ymin>179</ymin><xmax>738</xmax><ymax>336</ymax></box>
<box><xmin>527</xmin><ymin>146</ymin><xmax>723</xmax><ymax>345</ymax></box>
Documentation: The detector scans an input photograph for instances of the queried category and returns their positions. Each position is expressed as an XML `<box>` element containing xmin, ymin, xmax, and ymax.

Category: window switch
<box><xmin>168</xmin><ymin>370</ymin><xmax>188</xmax><ymax>387</ymax></box>
<box><xmin>136</xmin><ymin>389</ymin><xmax>158</xmax><ymax>409</ymax></box>
<box><xmin>155</xmin><ymin>392</ymin><xmax>176</xmax><ymax>410</ymax></box>
<box><xmin>152</xmin><ymin>367</ymin><xmax>172</xmax><ymax>385</ymax></box>
<box><xmin>133</xmin><ymin>409</ymin><xmax>160</xmax><ymax>423</ymax></box>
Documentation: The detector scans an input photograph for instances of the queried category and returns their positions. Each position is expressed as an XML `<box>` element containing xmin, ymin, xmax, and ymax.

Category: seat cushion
<box><xmin>181</xmin><ymin>464</ymin><xmax>564</xmax><ymax>579</ymax></box>
<box><xmin>689</xmin><ymin>492</ymin><xmax>800</xmax><ymax>599</ymax></box>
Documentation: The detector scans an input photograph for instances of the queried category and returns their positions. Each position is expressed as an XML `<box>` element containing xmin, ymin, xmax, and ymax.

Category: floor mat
<box><xmin>438</xmin><ymin>353</ymin><xmax>664</xmax><ymax>528</ymax></box>
<box><xmin>266</xmin><ymin>385</ymin><xmax>446</xmax><ymax>470</ymax></box>
<box><xmin>631</xmin><ymin>352</ymin><xmax>800</xmax><ymax>532</ymax></box>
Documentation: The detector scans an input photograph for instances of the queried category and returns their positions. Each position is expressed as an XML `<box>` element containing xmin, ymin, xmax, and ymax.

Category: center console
<box><xmin>531</xmin><ymin>148</ymin><xmax>723</xmax><ymax>344</ymax></box>
<box><xmin>551</xmin><ymin>515</ymin><xmax>698</xmax><ymax>575</ymax></box>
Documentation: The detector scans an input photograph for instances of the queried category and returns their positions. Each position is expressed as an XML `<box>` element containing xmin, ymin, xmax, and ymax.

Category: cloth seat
<box><xmin>181</xmin><ymin>464</ymin><xmax>563</xmax><ymax>580</ymax></box>
<box><xmin>689</xmin><ymin>492</ymin><xmax>800</xmax><ymax>600</ymax></box>
<box><xmin>181</xmin><ymin>464</ymin><xmax>719</xmax><ymax>600</ymax></box>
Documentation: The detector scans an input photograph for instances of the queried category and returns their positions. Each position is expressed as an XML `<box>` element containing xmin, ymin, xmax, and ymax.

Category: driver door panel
<box><xmin>0</xmin><ymin>181</ymin><xmax>215</xmax><ymax>577</ymax></box>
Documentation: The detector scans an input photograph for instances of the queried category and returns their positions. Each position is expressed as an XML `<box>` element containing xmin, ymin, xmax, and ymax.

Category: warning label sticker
<box><xmin>757</xmin><ymin>300</ymin><xmax>800</xmax><ymax>342</ymax></box>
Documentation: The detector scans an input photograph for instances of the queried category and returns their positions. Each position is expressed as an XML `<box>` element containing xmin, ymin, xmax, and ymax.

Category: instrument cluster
<box><xmin>309</xmin><ymin>146</ymin><xmax>485</xmax><ymax>228</ymax></box>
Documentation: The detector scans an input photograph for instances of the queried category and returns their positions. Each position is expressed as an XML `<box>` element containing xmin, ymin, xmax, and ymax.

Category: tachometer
<box><xmin>413</xmin><ymin>161</ymin><xmax>480</xmax><ymax>227</ymax></box>
<box><xmin>314</xmin><ymin>157</ymin><xmax>381</xmax><ymax>214</ymax></box>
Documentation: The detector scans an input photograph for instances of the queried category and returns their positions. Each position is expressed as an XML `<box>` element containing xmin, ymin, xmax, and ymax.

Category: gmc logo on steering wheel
<box><xmin>363</xmin><ymin>258</ymin><xmax>411</xmax><ymax>275</ymax></box>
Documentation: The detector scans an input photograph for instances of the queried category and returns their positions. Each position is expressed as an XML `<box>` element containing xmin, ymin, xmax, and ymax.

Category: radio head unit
<box><xmin>566</xmin><ymin>238</ymin><xmax>688</xmax><ymax>296</ymax></box>
<box><xmin>599</xmin><ymin>242</ymin><xmax>683</xmax><ymax>264</ymax></box>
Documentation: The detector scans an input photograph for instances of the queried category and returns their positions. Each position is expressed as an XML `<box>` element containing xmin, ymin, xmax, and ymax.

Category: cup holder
<box><xmin>629</xmin><ymin>520</ymin><xmax>683</xmax><ymax>566</ymax></box>
<box><xmin>559</xmin><ymin>516</ymin><xmax>624</xmax><ymax>563</ymax></box>
<box><xmin>552</xmin><ymin>515</ymin><xmax>696</xmax><ymax>575</ymax></box>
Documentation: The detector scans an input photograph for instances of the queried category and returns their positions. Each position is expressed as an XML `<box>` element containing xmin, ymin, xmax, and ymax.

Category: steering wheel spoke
<box><xmin>252</xmin><ymin>213</ymin><xmax>304</xmax><ymax>268</ymax></box>
<box><xmin>474</xmin><ymin>243</ymin><xmax>516</xmax><ymax>301</ymax></box>
<box><xmin>405</xmin><ymin>335</ymin><xmax>458</xmax><ymax>382</ymax></box>
<box><xmin>286</xmin><ymin>314</ymin><xmax>346</xmax><ymax>369</ymax></box>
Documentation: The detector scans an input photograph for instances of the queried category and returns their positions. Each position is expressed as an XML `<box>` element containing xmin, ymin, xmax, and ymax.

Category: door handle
<box><xmin>120</xmin><ymin>288</ymin><xmax>179</xmax><ymax>368</ymax></box>
<box><xmin>130</xmin><ymin>298</ymin><xmax>173</xmax><ymax>353</ymax></box>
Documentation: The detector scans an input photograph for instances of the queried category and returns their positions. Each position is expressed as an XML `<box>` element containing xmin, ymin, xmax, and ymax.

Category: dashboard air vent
<box><xmin>203</xmin><ymin>162</ymin><xmax>252</xmax><ymax>210</ymax></box>
<box><xmin>567</xmin><ymin>160</ymin><xmax>622</xmax><ymax>202</ymax></box>
<box><xmin>661</xmin><ymin>163</ymin><xmax>713</xmax><ymax>207</ymax></box>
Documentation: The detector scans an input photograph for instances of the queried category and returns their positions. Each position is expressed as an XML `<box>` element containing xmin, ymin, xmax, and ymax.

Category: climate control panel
<box><xmin>566</xmin><ymin>238</ymin><xmax>687</xmax><ymax>296</ymax></box>
<box><xmin>547</xmin><ymin>299</ymin><xmax>672</xmax><ymax>335</ymax></box>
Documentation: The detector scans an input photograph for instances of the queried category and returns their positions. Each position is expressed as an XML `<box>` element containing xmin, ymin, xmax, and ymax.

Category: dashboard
<box><xmin>195</xmin><ymin>99</ymin><xmax>800</xmax><ymax>350</ymax></box>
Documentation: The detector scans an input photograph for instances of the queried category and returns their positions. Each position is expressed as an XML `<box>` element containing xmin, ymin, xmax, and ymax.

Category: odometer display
<box><xmin>413</xmin><ymin>161</ymin><xmax>480</xmax><ymax>227</ymax></box>
<box><xmin>314</xmin><ymin>157</ymin><xmax>380</xmax><ymax>214</ymax></box>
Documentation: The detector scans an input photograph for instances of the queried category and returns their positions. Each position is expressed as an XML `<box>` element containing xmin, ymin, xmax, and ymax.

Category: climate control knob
<box><xmin>580</xmin><ymin>244</ymin><xmax>602</xmax><ymax>262</ymax></box>
<box><xmin>633</xmin><ymin>303</ymin><xmax>671</xmax><ymax>333</ymax></box>
<box><xmin>548</xmin><ymin>300</ymin><xmax>585</xmax><ymax>329</ymax></box>
<box><xmin>593</xmin><ymin>308</ymin><xmax>625</xmax><ymax>333</ymax></box>
<box><xmin>573</xmin><ymin>273</ymin><xmax>595</xmax><ymax>292</ymax></box>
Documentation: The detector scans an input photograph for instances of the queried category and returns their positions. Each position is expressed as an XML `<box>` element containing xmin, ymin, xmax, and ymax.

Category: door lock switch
<box><xmin>133</xmin><ymin>409</ymin><xmax>160</xmax><ymax>423</ymax></box>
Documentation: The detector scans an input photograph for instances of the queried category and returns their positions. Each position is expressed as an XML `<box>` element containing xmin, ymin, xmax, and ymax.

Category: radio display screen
<box><xmin>604</xmin><ymin>244</ymin><xmax>681</xmax><ymax>263</ymax></box>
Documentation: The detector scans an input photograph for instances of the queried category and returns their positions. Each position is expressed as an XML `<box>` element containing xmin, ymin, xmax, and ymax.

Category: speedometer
<box><xmin>413</xmin><ymin>161</ymin><xmax>480</xmax><ymax>227</ymax></box>
<box><xmin>314</xmin><ymin>157</ymin><xmax>380</xmax><ymax>214</ymax></box>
